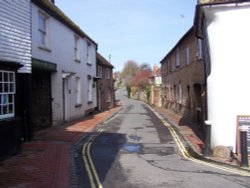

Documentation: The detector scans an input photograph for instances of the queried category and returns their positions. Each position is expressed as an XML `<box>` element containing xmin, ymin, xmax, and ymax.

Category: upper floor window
<box><xmin>105</xmin><ymin>68</ymin><xmax>111</xmax><ymax>79</ymax></box>
<box><xmin>186</xmin><ymin>47</ymin><xmax>190</xmax><ymax>65</ymax></box>
<box><xmin>197</xmin><ymin>39</ymin><xmax>203</xmax><ymax>60</ymax></box>
<box><xmin>0</xmin><ymin>71</ymin><xmax>15</xmax><ymax>119</ymax></box>
<box><xmin>176</xmin><ymin>48</ymin><xmax>181</xmax><ymax>67</ymax></box>
<box><xmin>38</xmin><ymin>12</ymin><xmax>49</xmax><ymax>48</ymax></box>
<box><xmin>74</xmin><ymin>35</ymin><xmax>80</xmax><ymax>62</ymax></box>
<box><xmin>98</xmin><ymin>66</ymin><xmax>103</xmax><ymax>78</ymax></box>
<box><xmin>86</xmin><ymin>43</ymin><xmax>91</xmax><ymax>65</ymax></box>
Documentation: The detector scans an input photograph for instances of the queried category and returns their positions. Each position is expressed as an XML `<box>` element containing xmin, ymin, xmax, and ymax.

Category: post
<box><xmin>240</xmin><ymin>125</ymin><xmax>249</xmax><ymax>167</ymax></box>
<box><xmin>204</xmin><ymin>120</ymin><xmax>212</xmax><ymax>156</ymax></box>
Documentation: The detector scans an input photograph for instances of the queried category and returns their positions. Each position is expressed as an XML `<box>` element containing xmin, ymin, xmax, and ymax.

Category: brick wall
<box><xmin>161</xmin><ymin>27</ymin><xmax>206</xmax><ymax>125</ymax></box>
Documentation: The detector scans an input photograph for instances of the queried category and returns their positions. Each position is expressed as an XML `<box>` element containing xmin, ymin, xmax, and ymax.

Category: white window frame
<box><xmin>38</xmin><ymin>11</ymin><xmax>49</xmax><ymax>48</ymax></box>
<box><xmin>75</xmin><ymin>77</ymin><xmax>81</xmax><ymax>104</ymax></box>
<box><xmin>86</xmin><ymin>42</ymin><xmax>91</xmax><ymax>65</ymax></box>
<box><xmin>186</xmin><ymin>47</ymin><xmax>190</xmax><ymax>65</ymax></box>
<box><xmin>87</xmin><ymin>76</ymin><xmax>92</xmax><ymax>102</ymax></box>
<box><xmin>197</xmin><ymin>39</ymin><xmax>203</xmax><ymax>60</ymax></box>
<box><xmin>98</xmin><ymin>65</ymin><xmax>102</xmax><ymax>78</ymax></box>
<box><xmin>176</xmin><ymin>48</ymin><xmax>181</xmax><ymax>67</ymax></box>
<box><xmin>106</xmin><ymin>68</ymin><xmax>110</xmax><ymax>79</ymax></box>
<box><xmin>74</xmin><ymin>35</ymin><xmax>80</xmax><ymax>61</ymax></box>
<box><xmin>0</xmin><ymin>70</ymin><xmax>15</xmax><ymax>119</ymax></box>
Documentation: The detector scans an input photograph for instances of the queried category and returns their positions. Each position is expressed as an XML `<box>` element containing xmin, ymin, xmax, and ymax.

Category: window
<box><xmin>186</xmin><ymin>47</ymin><xmax>190</xmax><ymax>65</ymax></box>
<box><xmin>87</xmin><ymin>76</ymin><xmax>92</xmax><ymax>103</ymax></box>
<box><xmin>98</xmin><ymin>66</ymin><xmax>102</xmax><ymax>78</ymax></box>
<box><xmin>74</xmin><ymin>35</ymin><xmax>80</xmax><ymax>61</ymax></box>
<box><xmin>105</xmin><ymin>68</ymin><xmax>110</xmax><ymax>79</ymax></box>
<box><xmin>38</xmin><ymin>12</ymin><xmax>48</xmax><ymax>47</ymax></box>
<box><xmin>178</xmin><ymin>83</ymin><xmax>182</xmax><ymax>104</ymax></box>
<box><xmin>0</xmin><ymin>71</ymin><xmax>15</xmax><ymax>119</ymax></box>
<box><xmin>176</xmin><ymin>48</ymin><xmax>181</xmax><ymax>67</ymax></box>
<box><xmin>86</xmin><ymin>43</ymin><xmax>91</xmax><ymax>65</ymax></box>
<box><xmin>197</xmin><ymin>39</ymin><xmax>203</xmax><ymax>60</ymax></box>
<box><xmin>75</xmin><ymin>77</ymin><xmax>81</xmax><ymax>105</ymax></box>
<box><xmin>106</xmin><ymin>88</ymin><xmax>111</xmax><ymax>102</ymax></box>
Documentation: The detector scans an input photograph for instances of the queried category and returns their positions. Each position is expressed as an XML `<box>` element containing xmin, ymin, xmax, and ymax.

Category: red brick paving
<box><xmin>0</xmin><ymin>106</ymin><xmax>121</xmax><ymax>188</ymax></box>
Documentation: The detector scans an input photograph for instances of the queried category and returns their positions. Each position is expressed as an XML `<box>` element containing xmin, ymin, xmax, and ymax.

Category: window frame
<box><xmin>74</xmin><ymin>35</ymin><xmax>80</xmax><ymax>62</ymax></box>
<box><xmin>38</xmin><ymin>11</ymin><xmax>49</xmax><ymax>49</ymax></box>
<box><xmin>0</xmin><ymin>70</ymin><xmax>15</xmax><ymax>119</ymax></box>
<box><xmin>106</xmin><ymin>88</ymin><xmax>112</xmax><ymax>103</ymax></box>
<box><xmin>105</xmin><ymin>68</ymin><xmax>110</xmax><ymax>79</ymax></box>
<box><xmin>186</xmin><ymin>47</ymin><xmax>190</xmax><ymax>65</ymax></box>
<box><xmin>175</xmin><ymin>48</ymin><xmax>181</xmax><ymax>68</ymax></box>
<box><xmin>87</xmin><ymin>75</ymin><xmax>93</xmax><ymax>103</ymax></box>
<box><xmin>75</xmin><ymin>77</ymin><xmax>81</xmax><ymax>105</ymax></box>
<box><xmin>197</xmin><ymin>39</ymin><xmax>203</xmax><ymax>60</ymax></box>
<box><xmin>86</xmin><ymin>42</ymin><xmax>92</xmax><ymax>65</ymax></box>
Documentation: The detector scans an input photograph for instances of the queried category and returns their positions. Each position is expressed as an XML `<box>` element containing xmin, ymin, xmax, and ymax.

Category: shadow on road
<box><xmin>73</xmin><ymin>131</ymin><xmax>127</xmax><ymax>187</ymax></box>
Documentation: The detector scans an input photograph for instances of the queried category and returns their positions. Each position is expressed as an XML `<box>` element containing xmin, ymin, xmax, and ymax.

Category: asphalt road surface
<box><xmin>73</xmin><ymin>88</ymin><xmax>250</xmax><ymax>188</ymax></box>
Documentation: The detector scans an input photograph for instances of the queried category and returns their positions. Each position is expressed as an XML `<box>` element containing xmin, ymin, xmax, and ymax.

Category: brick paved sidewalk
<box><xmin>0</xmin><ymin>106</ymin><xmax>121</xmax><ymax>188</ymax></box>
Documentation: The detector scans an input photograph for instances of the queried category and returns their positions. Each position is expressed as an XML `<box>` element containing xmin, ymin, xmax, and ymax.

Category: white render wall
<box><xmin>32</xmin><ymin>3</ymin><xmax>97</xmax><ymax>125</ymax></box>
<box><xmin>0</xmin><ymin>0</ymin><xmax>31</xmax><ymax>73</ymax></box>
<box><xmin>203</xmin><ymin>2</ymin><xmax>250</xmax><ymax>152</ymax></box>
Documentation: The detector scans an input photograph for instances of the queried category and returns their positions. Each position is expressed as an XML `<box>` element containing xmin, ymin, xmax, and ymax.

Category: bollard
<box><xmin>240</xmin><ymin>125</ymin><xmax>249</xmax><ymax>167</ymax></box>
<box><xmin>204</xmin><ymin>120</ymin><xmax>212</xmax><ymax>156</ymax></box>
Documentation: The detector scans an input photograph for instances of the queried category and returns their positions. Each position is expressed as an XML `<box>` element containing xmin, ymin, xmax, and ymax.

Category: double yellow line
<box><xmin>82</xmin><ymin>125</ymin><xmax>104</xmax><ymax>188</ymax></box>
<box><xmin>150</xmin><ymin>107</ymin><xmax>250</xmax><ymax>177</ymax></box>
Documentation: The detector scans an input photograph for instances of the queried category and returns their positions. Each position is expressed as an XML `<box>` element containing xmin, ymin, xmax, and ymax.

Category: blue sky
<box><xmin>56</xmin><ymin>0</ymin><xmax>197</xmax><ymax>71</ymax></box>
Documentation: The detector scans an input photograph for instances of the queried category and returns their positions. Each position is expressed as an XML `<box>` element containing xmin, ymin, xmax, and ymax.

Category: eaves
<box><xmin>31</xmin><ymin>0</ymin><xmax>97</xmax><ymax>46</ymax></box>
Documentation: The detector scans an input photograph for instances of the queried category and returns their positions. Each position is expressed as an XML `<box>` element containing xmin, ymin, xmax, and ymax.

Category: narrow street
<box><xmin>73</xmin><ymin>89</ymin><xmax>250</xmax><ymax>188</ymax></box>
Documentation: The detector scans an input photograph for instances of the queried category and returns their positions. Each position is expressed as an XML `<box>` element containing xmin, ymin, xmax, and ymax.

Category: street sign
<box><xmin>237</xmin><ymin>116</ymin><xmax>250</xmax><ymax>154</ymax></box>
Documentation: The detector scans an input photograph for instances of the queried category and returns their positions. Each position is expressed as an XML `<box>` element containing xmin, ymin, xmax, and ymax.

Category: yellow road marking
<box><xmin>151</xmin><ymin>108</ymin><xmax>250</xmax><ymax>177</ymax></box>
<box><xmin>82</xmin><ymin>125</ymin><xmax>105</xmax><ymax>188</ymax></box>
<box><xmin>82</xmin><ymin>143</ymin><xmax>96</xmax><ymax>188</ymax></box>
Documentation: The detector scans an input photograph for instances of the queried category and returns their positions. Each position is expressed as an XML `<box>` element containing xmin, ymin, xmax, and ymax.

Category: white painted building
<box><xmin>195</xmin><ymin>0</ymin><xmax>250</xmax><ymax>153</ymax></box>
<box><xmin>31</xmin><ymin>0</ymin><xmax>97</xmax><ymax>127</ymax></box>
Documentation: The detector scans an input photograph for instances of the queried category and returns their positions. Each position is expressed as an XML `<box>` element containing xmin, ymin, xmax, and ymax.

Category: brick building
<box><xmin>96</xmin><ymin>53</ymin><xmax>115</xmax><ymax>111</ymax></box>
<box><xmin>160</xmin><ymin>27</ymin><xmax>206</xmax><ymax>127</ymax></box>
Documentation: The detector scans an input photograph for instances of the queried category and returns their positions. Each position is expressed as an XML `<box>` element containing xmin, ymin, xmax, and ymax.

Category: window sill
<box><xmin>75</xmin><ymin>103</ymin><xmax>82</xmax><ymax>108</ymax></box>
<box><xmin>39</xmin><ymin>46</ymin><xmax>51</xmax><ymax>52</ymax></box>
<box><xmin>74</xmin><ymin>59</ymin><xmax>81</xmax><ymax>63</ymax></box>
<box><xmin>87</xmin><ymin>101</ymin><xmax>93</xmax><ymax>105</ymax></box>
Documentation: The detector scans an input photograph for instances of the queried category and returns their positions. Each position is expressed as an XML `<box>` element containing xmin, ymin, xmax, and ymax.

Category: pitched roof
<box><xmin>194</xmin><ymin>0</ymin><xmax>250</xmax><ymax>38</ymax></box>
<box><xmin>160</xmin><ymin>27</ymin><xmax>194</xmax><ymax>64</ymax></box>
<box><xmin>32</xmin><ymin>0</ymin><xmax>97</xmax><ymax>46</ymax></box>
<box><xmin>96</xmin><ymin>53</ymin><xmax>114</xmax><ymax>68</ymax></box>
<box><xmin>198</xmin><ymin>0</ymin><xmax>248</xmax><ymax>5</ymax></box>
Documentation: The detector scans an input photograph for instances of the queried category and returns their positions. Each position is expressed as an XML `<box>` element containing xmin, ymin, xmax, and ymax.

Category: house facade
<box><xmin>195</xmin><ymin>0</ymin><xmax>250</xmax><ymax>153</ymax></box>
<box><xmin>31</xmin><ymin>0</ymin><xmax>97</xmax><ymax>129</ymax></box>
<box><xmin>0</xmin><ymin>0</ymin><xmax>32</xmax><ymax>159</ymax></box>
<box><xmin>150</xmin><ymin>64</ymin><xmax>162</xmax><ymax>107</ymax></box>
<box><xmin>96</xmin><ymin>53</ymin><xmax>115</xmax><ymax>111</ymax></box>
<box><xmin>160</xmin><ymin>27</ymin><xmax>206</xmax><ymax>128</ymax></box>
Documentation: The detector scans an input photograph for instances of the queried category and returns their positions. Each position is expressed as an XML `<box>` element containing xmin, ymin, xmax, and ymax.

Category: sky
<box><xmin>56</xmin><ymin>0</ymin><xmax>197</xmax><ymax>71</ymax></box>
